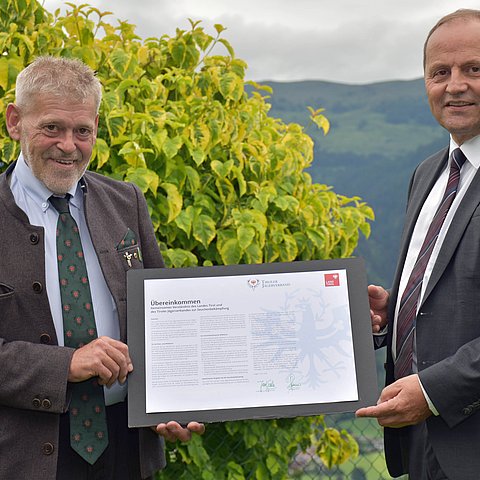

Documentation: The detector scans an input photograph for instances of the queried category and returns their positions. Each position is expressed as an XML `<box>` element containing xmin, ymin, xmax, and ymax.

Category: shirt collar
<box><xmin>13</xmin><ymin>152</ymin><xmax>83</xmax><ymax>212</ymax></box>
<box><xmin>449</xmin><ymin>135</ymin><xmax>480</xmax><ymax>170</ymax></box>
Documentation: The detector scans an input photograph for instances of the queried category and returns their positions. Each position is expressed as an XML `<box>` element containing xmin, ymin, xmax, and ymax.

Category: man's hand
<box><xmin>355</xmin><ymin>374</ymin><xmax>432</xmax><ymax>427</ymax></box>
<box><xmin>368</xmin><ymin>284</ymin><xmax>389</xmax><ymax>333</ymax></box>
<box><xmin>68</xmin><ymin>336</ymin><xmax>133</xmax><ymax>387</ymax></box>
<box><xmin>153</xmin><ymin>421</ymin><xmax>206</xmax><ymax>442</ymax></box>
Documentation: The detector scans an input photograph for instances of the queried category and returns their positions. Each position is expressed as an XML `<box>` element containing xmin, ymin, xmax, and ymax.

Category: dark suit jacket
<box><xmin>0</xmin><ymin>163</ymin><xmax>166</xmax><ymax>479</ymax></box>
<box><xmin>384</xmin><ymin>147</ymin><xmax>480</xmax><ymax>479</ymax></box>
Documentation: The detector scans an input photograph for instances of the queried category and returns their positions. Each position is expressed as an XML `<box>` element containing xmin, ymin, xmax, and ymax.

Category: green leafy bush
<box><xmin>0</xmin><ymin>1</ymin><xmax>374</xmax><ymax>478</ymax></box>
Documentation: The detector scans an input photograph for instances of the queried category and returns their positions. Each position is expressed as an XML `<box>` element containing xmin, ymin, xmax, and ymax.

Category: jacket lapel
<box><xmin>422</xmin><ymin>165</ymin><xmax>480</xmax><ymax>303</ymax></box>
<box><xmin>402</xmin><ymin>151</ymin><xmax>448</xmax><ymax>254</ymax></box>
<box><xmin>391</xmin><ymin>150</ymin><xmax>448</xmax><ymax>301</ymax></box>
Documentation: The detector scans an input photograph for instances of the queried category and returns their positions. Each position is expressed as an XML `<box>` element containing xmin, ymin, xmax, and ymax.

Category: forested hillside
<box><xmin>260</xmin><ymin>79</ymin><xmax>447</xmax><ymax>285</ymax></box>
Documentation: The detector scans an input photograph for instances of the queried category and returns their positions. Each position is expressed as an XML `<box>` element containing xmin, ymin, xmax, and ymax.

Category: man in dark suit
<box><xmin>0</xmin><ymin>56</ymin><xmax>203</xmax><ymax>479</ymax></box>
<box><xmin>356</xmin><ymin>9</ymin><xmax>480</xmax><ymax>480</ymax></box>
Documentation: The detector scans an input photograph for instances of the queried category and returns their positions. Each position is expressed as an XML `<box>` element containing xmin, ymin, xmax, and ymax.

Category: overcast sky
<box><xmin>43</xmin><ymin>0</ymin><xmax>480</xmax><ymax>85</ymax></box>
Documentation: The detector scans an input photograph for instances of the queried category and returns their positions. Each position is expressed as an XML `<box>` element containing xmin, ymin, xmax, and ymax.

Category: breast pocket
<box><xmin>116</xmin><ymin>245</ymin><xmax>143</xmax><ymax>271</ymax></box>
<box><xmin>0</xmin><ymin>283</ymin><xmax>14</xmax><ymax>298</ymax></box>
<box><xmin>115</xmin><ymin>228</ymin><xmax>143</xmax><ymax>271</ymax></box>
<box><xmin>0</xmin><ymin>283</ymin><xmax>15</xmax><ymax>339</ymax></box>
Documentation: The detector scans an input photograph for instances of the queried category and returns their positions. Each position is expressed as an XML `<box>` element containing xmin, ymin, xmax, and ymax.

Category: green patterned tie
<box><xmin>50</xmin><ymin>195</ymin><xmax>109</xmax><ymax>464</ymax></box>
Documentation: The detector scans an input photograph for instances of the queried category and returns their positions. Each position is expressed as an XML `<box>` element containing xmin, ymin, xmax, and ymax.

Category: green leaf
<box><xmin>192</xmin><ymin>147</ymin><xmax>206</xmax><ymax>166</ymax></box>
<box><xmin>165</xmin><ymin>157</ymin><xmax>187</xmax><ymax>188</ymax></box>
<box><xmin>305</xmin><ymin>227</ymin><xmax>325</xmax><ymax>248</ymax></box>
<box><xmin>218</xmin><ymin>37</ymin><xmax>235</xmax><ymax>57</ymax></box>
<box><xmin>201</xmin><ymin>471</ymin><xmax>216</xmax><ymax>480</ymax></box>
<box><xmin>266</xmin><ymin>453</ymin><xmax>280</xmax><ymax>474</ymax></box>
<box><xmin>218</xmin><ymin>237</ymin><xmax>242</xmax><ymax>265</ymax></box>
<box><xmin>308</xmin><ymin>107</ymin><xmax>331</xmax><ymax>135</ymax></box>
<box><xmin>169</xmin><ymin>37</ymin><xmax>186</xmax><ymax>65</ymax></box>
<box><xmin>93</xmin><ymin>137</ymin><xmax>110</xmax><ymax>169</ymax></box>
<box><xmin>0</xmin><ymin>55</ymin><xmax>24</xmax><ymax>90</ymax></box>
<box><xmin>273</xmin><ymin>195</ymin><xmax>299</xmax><ymax>212</ymax></box>
<box><xmin>160</xmin><ymin>182</ymin><xmax>183</xmax><ymax>222</ymax></box>
<box><xmin>192</xmin><ymin>28</ymin><xmax>213</xmax><ymax>51</ymax></box>
<box><xmin>211</xmin><ymin>159</ymin><xmax>234</xmax><ymax>178</ymax></box>
<box><xmin>174</xmin><ymin>206</ymin><xmax>194</xmax><ymax>237</ymax></box>
<box><xmin>254</xmin><ymin>463</ymin><xmax>269</xmax><ymax>480</ymax></box>
<box><xmin>219</xmin><ymin>73</ymin><xmax>242</xmax><ymax>101</ymax></box>
<box><xmin>185</xmin><ymin>166</ymin><xmax>201</xmax><ymax>192</ymax></box>
<box><xmin>163</xmin><ymin>248</ymin><xmax>198</xmax><ymax>268</ymax></box>
<box><xmin>118</xmin><ymin>141</ymin><xmax>150</xmax><ymax>167</ymax></box>
<box><xmin>359</xmin><ymin>221</ymin><xmax>371</xmax><ymax>238</ymax></box>
<box><xmin>237</xmin><ymin>225</ymin><xmax>255</xmax><ymax>250</ymax></box>
<box><xmin>116</xmin><ymin>78</ymin><xmax>138</xmax><ymax>98</ymax></box>
<box><xmin>105</xmin><ymin>112</ymin><xmax>128</xmax><ymax>140</ymax></box>
<box><xmin>193</xmin><ymin>213</ymin><xmax>216</xmax><ymax>248</ymax></box>
<box><xmin>2</xmin><ymin>140</ymin><xmax>19</xmax><ymax>165</ymax></box>
<box><xmin>279</xmin><ymin>235</ymin><xmax>298</xmax><ymax>262</ymax></box>
<box><xmin>232</xmin><ymin>166</ymin><xmax>247</xmax><ymax>196</ymax></box>
<box><xmin>242</xmin><ymin>429</ymin><xmax>258</xmax><ymax>448</ymax></box>
<box><xmin>187</xmin><ymin>434</ymin><xmax>210</xmax><ymax>468</ymax></box>
<box><xmin>244</xmin><ymin>242</ymin><xmax>262</xmax><ymax>264</ymax></box>
<box><xmin>149</xmin><ymin>129</ymin><xmax>168</xmax><ymax>154</ymax></box>
<box><xmin>163</xmin><ymin>136</ymin><xmax>183</xmax><ymax>159</ymax></box>
<box><xmin>190</xmin><ymin>123</ymin><xmax>211</xmax><ymax>150</ymax></box>
<box><xmin>226</xmin><ymin>461</ymin><xmax>244</xmax><ymax>480</ymax></box>
<box><xmin>124</xmin><ymin>167</ymin><xmax>159</xmax><ymax>196</ymax></box>
<box><xmin>214</xmin><ymin>24</ymin><xmax>226</xmax><ymax>34</ymax></box>
<box><xmin>109</xmin><ymin>48</ymin><xmax>137</xmax><ymax>77</ymax></box>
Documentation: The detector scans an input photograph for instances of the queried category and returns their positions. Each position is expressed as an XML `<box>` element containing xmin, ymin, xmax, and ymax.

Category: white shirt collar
<box><xmin>449</xmin><ymin>135</ymin><xmax>480</xmax><ymax>170</ymax></box>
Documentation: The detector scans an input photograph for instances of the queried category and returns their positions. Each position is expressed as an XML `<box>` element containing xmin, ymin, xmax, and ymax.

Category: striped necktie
<box><xmin>394</xmin><ymin>148</ymin><xmax>467</xmax><ymax>379</ymax></box>
<box><xmin>50</xmin><ymin>195</ymin><xmax>109</xmax><ymax>464</ymax></box>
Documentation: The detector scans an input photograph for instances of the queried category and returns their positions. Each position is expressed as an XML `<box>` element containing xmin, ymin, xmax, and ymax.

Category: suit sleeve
<box><xmin>419</xmin><ymin>338</ymin><xmax>480</xmax><ymax>428</ymax></box>
<box><xmin>0</xmin><ymin>339</ymin><xmax>73</xmax><ymax>413</ymax></box>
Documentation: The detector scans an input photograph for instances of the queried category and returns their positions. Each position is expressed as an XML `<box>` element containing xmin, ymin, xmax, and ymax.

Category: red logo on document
<box><xmin>324</xmin><ymin>273</ymin><xmax>340</xmax><ymax>287</ymax></box>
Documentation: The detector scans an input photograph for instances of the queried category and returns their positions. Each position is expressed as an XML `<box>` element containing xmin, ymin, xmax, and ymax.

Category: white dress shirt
<box><xmin>10</xmin><ymin>154</ymin><xmax>126</xmax><ymax>405</ymax></box>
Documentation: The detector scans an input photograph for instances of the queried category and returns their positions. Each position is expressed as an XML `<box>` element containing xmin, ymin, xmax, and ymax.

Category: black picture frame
<box><xmin>127</xmin><ymin>258</ymin><xmax>378</xmax><ymax>427</ymax></box>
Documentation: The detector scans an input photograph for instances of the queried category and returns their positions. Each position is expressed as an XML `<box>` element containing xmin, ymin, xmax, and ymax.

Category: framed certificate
<box><xmin>127</xmin><ymin>258</ymin><xmax>378</xmax><ymax>426</ymax></box>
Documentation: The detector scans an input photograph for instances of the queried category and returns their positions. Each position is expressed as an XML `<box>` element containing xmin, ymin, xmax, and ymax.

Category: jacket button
<box><xmin>29</xmin><ymin>233</ymin><xmax>39</xmax><ymax>244</ymax></box>
<box><xmin>42</xmin><ymin>443</ymin><xmax>54</xmax><ymax>455</ymax></box>
<box><xmin>32</xmin><ymin>397</ymin><xmax>41</xmax><ymax>408</ymax></box>
<box><xmin>42</xmin><ymin>398</ymin><xmax>52</xmax><ymax>409</ymax></box>
<box><xmin>40</xmin><ymin>333</ymin><xmax>51</xmax><ymax>344</ymax></box>
<box><xmin>32</xmin><ymin>282</ymin><xmax>43</xmax><ymax>293</ymax></box>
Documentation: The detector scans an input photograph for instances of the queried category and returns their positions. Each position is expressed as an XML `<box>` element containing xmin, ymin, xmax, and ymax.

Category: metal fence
<box><xmin>156</xmin><ymin>415</ymin><xmax>395</xmax><ymax>479</ymax></box>
<box><xmin>298</xmin><ymin>413</ymin><xmax>391</xmax><ymax>479</ymax></box>
<box><xmin>156</xmin><ymin>353</ymin><xmax>407</xmax><ymax>479</ymax></box>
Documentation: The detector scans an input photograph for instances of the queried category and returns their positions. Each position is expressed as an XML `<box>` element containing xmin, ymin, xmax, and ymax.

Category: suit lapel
<box><xmin>402</xmin><ymin>151</ymin><xmax>448</xmax><ymax>255</ymax></box>
<box><xmin>422</xmin><ymin>165</ymin><xmax>480</xmax><ymax>303</ymax></box>
<box><xmin>391</xmin><ymin>150</ymin><xmax>447</xmax><ymax>296</ymax></box>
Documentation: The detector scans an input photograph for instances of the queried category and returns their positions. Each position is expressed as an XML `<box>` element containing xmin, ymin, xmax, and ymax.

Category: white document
<box><xmin>144</xmin><ymin>269</ymin><xmax>358</xmax><ymax>414</ymax></box>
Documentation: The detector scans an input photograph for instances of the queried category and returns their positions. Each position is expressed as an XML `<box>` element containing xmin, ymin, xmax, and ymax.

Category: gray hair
<box><xmin>423</xmin><ymin>9</ymin><xmax>480</xmax><ymax>69</ymax></box>
<box><xmin>15</xmin><ymin>56</ymin><xmax>102</xmax><ymax>113</ymax></box>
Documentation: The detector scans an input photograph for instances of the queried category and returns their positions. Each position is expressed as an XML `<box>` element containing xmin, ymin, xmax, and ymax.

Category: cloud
<box><xmin>42</xmin><ymin>0</ymin><xmax>480</xmax><ymax>84</ymax></box>
<box><xmin>207</xmin><ymin>14</ymin><xmax>426</xmax><ymax>84</ymax></box>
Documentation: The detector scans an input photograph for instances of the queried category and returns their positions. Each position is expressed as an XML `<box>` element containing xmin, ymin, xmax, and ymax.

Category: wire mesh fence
<box><xmin>156</xmin><ymin>414</ymin><xmax>396</xmax><ymax>479</ymax></box>
<box><xmin>156</xmin><ymin>352</ymin><xmax>404</xmax><ymax>479</ymax></box>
